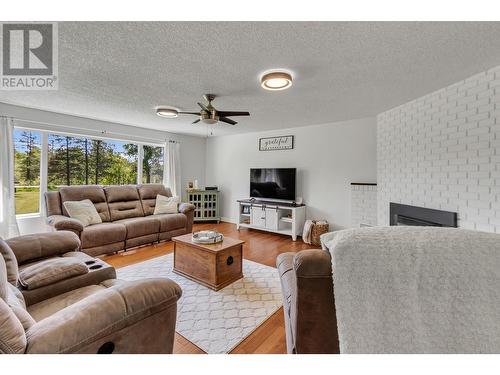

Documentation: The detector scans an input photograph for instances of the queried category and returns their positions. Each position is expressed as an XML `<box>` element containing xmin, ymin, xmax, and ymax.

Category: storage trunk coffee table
<box><xmin>172</xmin><ymin>233</ymin><xmax>244</xmax><ymax>291</ymax></box>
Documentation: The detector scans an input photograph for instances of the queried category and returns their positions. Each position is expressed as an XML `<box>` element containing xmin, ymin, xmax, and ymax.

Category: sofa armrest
<box><xmin>293</xmin><ymin>249</ymin><xmax>334</xmax><ymax>277</ymax></box>
<box><xmin>47</xmin><ymin>215</ymin><xmax>84</xmax><ymax>235</ymax></box>
<box><xmin>277</xmin><ymin>249</ymin><xmax>339</xmax><ymax>354</ymax></box>
<box><xmin>179</xmin><ymin>203</ymin><xmax>195</xmax><ymax>233</ymax></box>
<box><xmin>178</xmin><ymin>202</ymin><xmax>195</xmax><ymax>214</ymax></box>
<box><xmin>293</xmin><ymin>250</ymin><xmax>339</xmax><ymax>354</ymax></box>
<box><xmin>25</xmin><ymin>278</ymin><xmax>182</xmax><ymax>354</ymax></box>
<box><xmin>6</xmin><ymin>231</ymin><xmax>81</xmax><ymax>265</ymax></box>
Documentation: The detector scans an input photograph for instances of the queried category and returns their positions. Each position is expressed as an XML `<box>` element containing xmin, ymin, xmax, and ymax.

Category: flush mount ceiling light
<box><xmin>156</xmin><ymin>107</ymin><xmax>179</xmax><ymax>118</ymax></box>
<box><xmin>260</xmin><ymin>71</ymin><xmax>293</xmax><ymax>91</ymax></box>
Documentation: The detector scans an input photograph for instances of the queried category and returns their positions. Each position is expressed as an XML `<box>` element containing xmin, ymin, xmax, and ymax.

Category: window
<box><xmin>47</xmin><ymin>134</ymin><xmax>138</xmax><ymax>189</ymax></box>
<box><xmin>142</xmin><ymin>145</ymin><xmax>164</xmax><ymax>184</ymax></box>
<box><xmin>14</xmin><ymin>129</ymin><xmax>41</xmax><ymax>214</ymax></box>
<box><xmin>12</xmin><ymin>127</ymin><xmax>165</xmax><ymax>216</ymax></box>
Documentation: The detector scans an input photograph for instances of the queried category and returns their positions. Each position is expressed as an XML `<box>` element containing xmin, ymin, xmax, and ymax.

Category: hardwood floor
<box><xmin>102</xmin><ymin>222</ymin><xmax>319</xmax><ymax>354</ymax></box>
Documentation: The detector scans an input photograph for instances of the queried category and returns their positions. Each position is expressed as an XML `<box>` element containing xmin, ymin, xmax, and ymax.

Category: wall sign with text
<box><xmin>258</xmin><ymin>135</ymin><xmax>294</xmax><ymax>151</ymax></box>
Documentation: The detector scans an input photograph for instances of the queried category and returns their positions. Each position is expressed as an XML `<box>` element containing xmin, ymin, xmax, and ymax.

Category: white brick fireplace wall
<box><xmin>378</xmin><ymin>65</ymin><xmax>500</xmax><ymax>233</ymax></box>
<box><xmin>351</xmin><ymin>184</ymin><xmax>378</xmax><ymax>227</ymax></box>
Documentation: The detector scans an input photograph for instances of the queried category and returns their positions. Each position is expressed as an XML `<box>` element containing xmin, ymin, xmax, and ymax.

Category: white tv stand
<box><xmin>236</xmin><ymin>199</ymin><xmax>306</xmax><ymax>241</ymax></box>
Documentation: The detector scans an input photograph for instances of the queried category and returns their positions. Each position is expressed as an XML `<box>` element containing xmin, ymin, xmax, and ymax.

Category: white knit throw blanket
<box><xmin>325</xmin><ymin>226</ymin><xmax>500</xmax><ymax>353</ymax></box>
<box><xmin>302</xmin><ymin>220</ymin><xmax>313</xmax><ymax>244</ymax></box>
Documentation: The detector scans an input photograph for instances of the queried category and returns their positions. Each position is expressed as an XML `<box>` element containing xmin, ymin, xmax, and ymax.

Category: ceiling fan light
<box><xmin>261</xmin><ymin>71</ymin><xmax>293</xmax><ymax>91</ymax></box>
<box><xmin>156</xmin><ymin>107</ymin><xmax>179</xmax><ymax>118</ymax></box>
<box><xmin>202</xmin><ymin>118</ymin><xmax>218</xmax><ymax>125</ymax></box>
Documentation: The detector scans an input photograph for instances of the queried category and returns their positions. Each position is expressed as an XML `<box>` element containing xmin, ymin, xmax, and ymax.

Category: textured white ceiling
<box><xmin>2</xmin><ymin>22</ymin><xmax>500</xmax><ymax>137</ymax></box>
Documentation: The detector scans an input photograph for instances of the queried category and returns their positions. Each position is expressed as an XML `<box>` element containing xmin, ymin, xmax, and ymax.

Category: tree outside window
<box><xmin>123</xmin><ymin>144</ymin><xmax>164</xmax><ymax>184</ymax></box>
<box><xmin>14</xmin><ymin>130</ymin><xmax>41</xmax><ymax>214</ymax></box>
<box><xmin>47</xmin><ymin>134</ymin><xmax>138</xmax><ymax>190</ymax></box>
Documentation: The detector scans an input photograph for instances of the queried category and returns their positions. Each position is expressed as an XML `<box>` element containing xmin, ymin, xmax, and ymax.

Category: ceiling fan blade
<box><xmin>178</xmin><ymin>111</ymin><xmax>201</xmax><ymax>116</ymax></box>
<box><xmin>219</xmin><ymin>117</ymin><xmax>237</xmax><ymax>125</ymax></box>
<box><xmin>197</xmin><ymin>102</ymin><xmax>209</xmax><ymax>111</ymax></box>
<box><xmin>192</xmin><ymin>119</ymin><xmax>200</xmax><ymax>124</ymax></box>
<box><xmin>217</xmin><ymin>111</ymin><xmax>250</xmax><ymax>117</ymax></box>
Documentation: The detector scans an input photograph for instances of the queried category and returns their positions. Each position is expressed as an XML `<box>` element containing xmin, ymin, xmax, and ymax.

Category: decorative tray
<box><xmin>192</xmin><ymin>230</ymin><xmax>224</xmax><ymax>244</ymax></box>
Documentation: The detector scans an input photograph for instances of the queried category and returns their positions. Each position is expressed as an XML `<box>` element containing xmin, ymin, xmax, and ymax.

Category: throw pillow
<box><xmin>154</xmin><ymin>194</ymin><xmax>180</xmax><ymax>215</ymax></box>
<box><xmin>63</xmin><ymin>199</ymin><xmax>102</xmax><ymax>227</ymax></box>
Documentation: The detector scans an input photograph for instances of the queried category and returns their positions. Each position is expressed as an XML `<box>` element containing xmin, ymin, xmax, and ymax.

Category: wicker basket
<box><xmin>311</xmin><ymin>221</ymin><xmax>330</xmax><ymax>246</ymax></box>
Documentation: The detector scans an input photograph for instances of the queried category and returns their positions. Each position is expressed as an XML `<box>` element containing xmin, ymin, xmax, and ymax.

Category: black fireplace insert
<box><xmin>390</xmin><ymin>203</ymin><xmax>457</xmax><ymax>227</ymax></box>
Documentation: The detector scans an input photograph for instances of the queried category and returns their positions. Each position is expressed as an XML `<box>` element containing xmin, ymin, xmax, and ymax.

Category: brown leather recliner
<box><xmin>0</xmin><ymin>232</ymin><xmax>182</xmax><ymax>354</ymax></box>
<box><xmin>45</xmin><ymin>184</ymin><xmax>195</xmax><ymax>257</ymax></box>
<box><xmin>1</xmin><ymin>231</ymin><xmax>115</xmax><ymax>305</ymax></box>
<box><xmin>276</xmin><ymin>249</ymin><xmax>340</xmax><ymax>354</ymax></box>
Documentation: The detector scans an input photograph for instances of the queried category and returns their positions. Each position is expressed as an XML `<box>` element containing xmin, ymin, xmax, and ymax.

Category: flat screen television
<box><xmin>250</xmin><ymin>168</ymin><xmax>296</xmax><ymax>201</ymax></box>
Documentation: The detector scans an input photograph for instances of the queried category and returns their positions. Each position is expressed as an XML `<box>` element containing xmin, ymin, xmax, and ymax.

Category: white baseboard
<box><xmin>220</xmin><ymin>216</ymin><xmax>236</xmax><ymax>224</ymax></box>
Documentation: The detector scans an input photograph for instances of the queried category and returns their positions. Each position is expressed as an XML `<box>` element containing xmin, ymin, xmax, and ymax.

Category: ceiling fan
<box><xmin>156</xmin><ymin>94</ymin><xmax>250</xmax><ymax>125</ymax></box>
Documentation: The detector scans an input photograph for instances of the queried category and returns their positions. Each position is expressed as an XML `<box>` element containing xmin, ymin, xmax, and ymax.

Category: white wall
<box><xmin>377</xmin><ymin>65</ymin><xmax>500</xmax><ymax>232</ymax></box>
<box><xmin>205</xmin><ymin>118</ymin><xmax>377</xmax><ymax>229</ymax></box>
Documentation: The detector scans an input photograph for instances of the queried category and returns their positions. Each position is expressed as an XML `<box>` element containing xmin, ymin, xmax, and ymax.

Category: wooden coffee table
<box><xmin>172</xmin><ymin>233</ymin><xmax>244</xmax><ymax>291</ymax></box>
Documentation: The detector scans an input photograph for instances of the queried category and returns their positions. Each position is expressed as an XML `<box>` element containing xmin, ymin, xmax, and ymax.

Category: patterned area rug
<box><xmin>116</xmin><ymin>254</ymin><xmax>283</xmax><ymax>353</ymax></box>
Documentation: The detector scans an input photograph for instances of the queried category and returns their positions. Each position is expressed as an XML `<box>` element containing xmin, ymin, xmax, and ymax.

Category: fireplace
<box><xmin>390</xmin><ymin>203</ymin><xmax>457</xmax><ymax>227</ymax></box>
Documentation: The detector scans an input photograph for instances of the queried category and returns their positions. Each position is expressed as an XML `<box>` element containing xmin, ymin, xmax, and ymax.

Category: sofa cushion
<box><xmin>114</xmin><ymin>216</ymin><xmax>160</xmax><ymax>239</ymax></box>
<box><xmin>28</xmin><ymin>284</ymin><xmax>106</xmax><ymax>322</ymax></box>
<box><xmin>0</xmin><ymin>298</ymin><xmax>26</xmax><ymax>354</ymax></box>
<box><xmin>18</xmin><ymin>258</ymin><xmax>89</xmax><ymax>291</ymax></box>
<box><xmin>105</xmin><ymin>186</ymin><xmax>144</xmax><ymax>221</ymax></box>
<box><xmin>0</xmin><ymin>256</ymin><xmax>27</xmax><ymax>354</ymax></box>
<box><xmin>59</xmin><ymin>185</ymin><xmax>110</xmax><ymax>222</ymax></box>
<box><xmin>6</xmin><ymin>284</ymin><xmax>35</xmax><ymax>331</ymax></box>
<box><xmin>0</xmin><ymin>254</ymin><xmax>7</xmax><ymax>301</ymax></box>
<box><xmin>0</xmin><ymin>239</ymin><xmax>18</xmax><ymax>286</ymax></box>
<box><xmin>6</xmin><ymin>231</ymin><xmax>81</xmax><ymax>266</ymax></box>
<box><xmin>105</xmin><ymin>185</ymin><xmax>141</xmax><ymax>203</ymax></box>
<box><xmin>80</xmin><ymin>223</ymin><xmax>126</xmax><ymax>249</ymax></box>
<box><xmin>63</xmin><ymin>199</ymin><xmax>102</xmax><ymax>227</ymax></box>
<box><xmin>45</xmin><ymin>191</ymin><xmax>62</xmax><ymax>216</ymax></box>
<box><xmin>137</xmin><ymin>184</ymin><xmax>172</xmax><ymax>216</ymax></box>
<box><xmin>155</xmin><ymin>213</ymin><xmax>187</xmax><ymax>232</ymax></box>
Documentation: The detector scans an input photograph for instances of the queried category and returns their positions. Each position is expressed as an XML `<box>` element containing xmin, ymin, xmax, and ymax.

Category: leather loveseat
<box><xmin>45</xmin><ymin>184</ymin><xmax>194</xmax><ymax>257</ymax></box>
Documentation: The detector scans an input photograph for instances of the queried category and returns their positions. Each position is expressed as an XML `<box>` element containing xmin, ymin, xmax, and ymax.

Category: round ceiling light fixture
<box><xmin>260</xmin><ymin>70</ymin><xmax>293</xmax><ymax>91</ymax></box>
<box><xmin>156</xmin><ymin>107</ymin><xmax>179</xmax><ymax>118</ymax></box>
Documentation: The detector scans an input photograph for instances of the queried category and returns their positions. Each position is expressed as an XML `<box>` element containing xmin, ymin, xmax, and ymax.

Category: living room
<box><xmin>1</xmin><ymin>1</ymin><xmax>500</xmax><ymax>373</ymax></box>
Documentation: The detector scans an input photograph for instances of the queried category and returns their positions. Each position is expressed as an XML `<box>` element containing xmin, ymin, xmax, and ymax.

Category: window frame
<box><xmin>13</xmin><ymin>128</ymin><xmax>43</xmax><ymax>216</ymax></box>
<box><xmin>13</xmin><ymin>125</ymin><xmax>166</xmax><ymax>218</ymax></box>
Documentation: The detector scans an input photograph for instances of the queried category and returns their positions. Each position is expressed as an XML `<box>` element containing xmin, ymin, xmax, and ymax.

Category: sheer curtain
<box><xmin>0</xmin><ymin>117</ymin><xmax>20</xmax><ymax>238</ymax></box>
<box><xmin>163</xmin><ymin>141</ymin><xmax>181</xmax><ymax>198</ymax></box>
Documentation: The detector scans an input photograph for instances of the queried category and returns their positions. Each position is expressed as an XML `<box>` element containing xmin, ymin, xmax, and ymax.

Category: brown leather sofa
<box><xmin>276</xmin><ymin>249</ymin><xmax>340</xmax><ymax>354</ymax></box>
<box><xmin>0</xmin><ymin>231</ymin><xmax>182</xmax><ymax>354</ymax></box>
<box><xmin>45</xmin><ymin>184</ymin><xmax>195</xmax><ymax>257</ymax></box>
